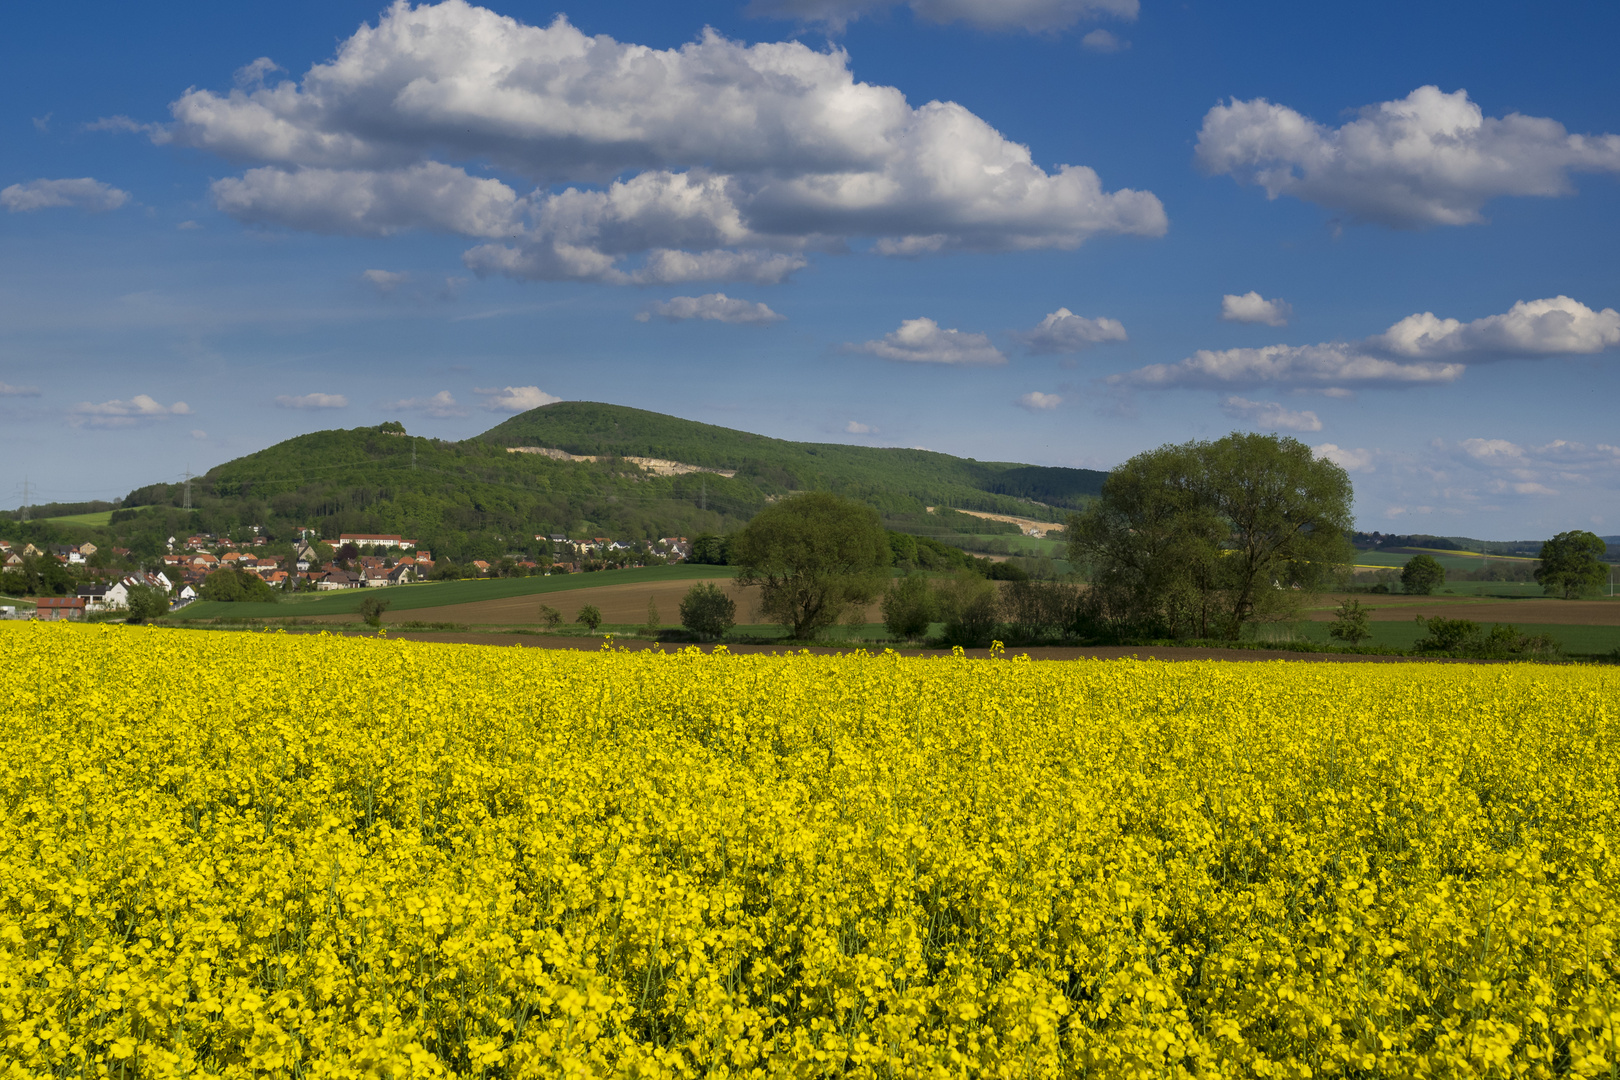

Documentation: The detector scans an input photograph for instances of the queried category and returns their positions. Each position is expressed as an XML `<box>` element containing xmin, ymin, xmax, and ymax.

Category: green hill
<box><xmin>479</xmin><ymin>401</ymin><xmax>1105</xmax><ymax>513</ymax></box>
<box><xmin>4</xmin><ymin>402</ymin><xmax>1105</xmax><ymax>563</ymax></box>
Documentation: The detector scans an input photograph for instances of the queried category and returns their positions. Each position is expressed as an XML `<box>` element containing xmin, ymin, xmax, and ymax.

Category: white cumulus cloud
<box><xmin>213</xmin><ymin>162</ymin><xmax>523</xmax><ymax>238</ymax></box>
<box><xmin>384</xmin><ymin>390</ymin><xmax>466</xmax><ymax>418</ymax></box>
<box><xmin>1013</xmin><ymin>307</ymin><xmax>1127</xmax><ymax>354</ymax></box>
<box><xmin>1221</xmin><ymin>291</ymin><xmax>1291</xmax><ymax>326</ymax></box>
<box><xmin>845</xmin><ymin>420</ymin><xmax>878</xmax><ymax>434</ymax></box>
<box><xmin>1374</xmin><ymin>296</ymin><xmax>1620</xmax><ymax>359</ymax></box>
<box><xmin>275</xmin><ymin>393</ymin><xmax>349</xmax><ymax>409</ymax></box>
<box><xmin>636</xmin><ymin>293</ymin><xmax>785</xmax><ymax>324</ymax></box>
<box><xmin>847</xmin><ymin>317</ymin><xmax>1006</xmax><ymax>365</ymax></box>
<box><xmin>0</xmin><ymin>382</ymin><xmax>42</xmax><ymax>397</ymax></box>
<box><xmin>1</xmin><ymin>177</ymin><xmax>131</xmax><ymax>213</ymax></box>
<box><xmin>1314</xmin><ymin>444</ymin><xmax>1375</xmax><ymax>473</ymax></box>
<box><xmin>1017</xmin><ymin>391</ymin><xmax>1063</xmax><ymax>410</ymax></box>
<box><xmin>1115</xmin><ymin>294</ymin><xmax>1620</xmax><ymax>391</ymax></box>
<box><xmin>1116</xmin><ymin>343</ymin><xmax>1462</xmax><ymax>391</ymax></box>
<box><xmin>1196</xmin><ymin>85</ymin><xmax>1620</xmax><ymax>228</ymax></box>
<box><xmin>157</xmin><ymin>3</ymin><xmax>1163</xmax><ymax>284</ymax></box>
<box><xmin>1220</xmin><ymin>395</ymin><xmax>1321</xmax><ymax>432</ymax></box>
<box><xmin>68</xmin><ymin>395</ymin><xmax>191</xmax><ymax>428</ymax></box>
<box><xmin>476</xmin><ymin>386</ymin><xmax>560</xmax><ymax>414</ymax></box>
<box><xmin>747</xmin><ymin>0</ymin><xmax>1137</xmax><ymax>32</ymax></box>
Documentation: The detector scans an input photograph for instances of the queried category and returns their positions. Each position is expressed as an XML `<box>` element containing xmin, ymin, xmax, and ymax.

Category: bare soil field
<box><xmin>1307</xmin><ymin>593</ymin><xmax>1620</xmax><ymax>626</ymax></box>
<box><xmin>929</xmin><ymin>507</ymin><xmax>1066</xmax><ymax>536</ymax></box>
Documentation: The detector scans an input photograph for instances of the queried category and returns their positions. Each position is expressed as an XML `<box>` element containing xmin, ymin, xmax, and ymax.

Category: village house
<box><xmin>78</xmin><ymin>581</ymin><xmax>130</xmax><ymax>612</ymax></box>
<box><xmin>337</xmin><ymin>533</ymin><xmax>418</xmax><ymax>550</ymax></box>
<box><xmin>34</xmin><ymin>597</ymin><xmax>86</xmax><ymax>621</ymax></box>
<box><xmin>316</xmin><ymin>569</ymin><xmax>362</xmax><ymax>591</ymax></box>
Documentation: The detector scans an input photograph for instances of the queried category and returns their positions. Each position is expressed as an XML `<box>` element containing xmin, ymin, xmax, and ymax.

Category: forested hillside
<box><xmin>3</xmin><ymin>404</ymin><xmax>1107</xmax><ymax>563</ymax></box>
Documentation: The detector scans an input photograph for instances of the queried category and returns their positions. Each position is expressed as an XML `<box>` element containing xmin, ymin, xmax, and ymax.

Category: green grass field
<box><xmin>173</xmin><ymin>565</ymin><xmax>740</xmax><ymax>621</ymax></box>
<box><xmin>34</xmin><ymin>510</ymin><xmax>115</xmax><ymax>527</ymax></box>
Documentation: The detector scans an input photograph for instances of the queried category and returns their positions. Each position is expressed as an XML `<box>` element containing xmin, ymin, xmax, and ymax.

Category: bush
<box><xmin>575</xmin><ymin>604</ymin><xmax>602</xmax><ymax>633</ymax></box>
<box><xmin>1412</xmin><ymin>616</ymin><xmax>1563</xmax><ymax>659</ymax></box>
<box><xmin>539</xmin><ymin>604</ymin><xmax>562</xmax><ymax>628</ymax></box>
<box><xmin>360</xmin><ymin>594</ymin><xmax>391</xmax><ymax>628</ymax></box>
<box><xmin>679</xmin><ymin>583</ymin><xmax>736</xmax><ymax>641</ymax></box>
<box><xmin>124</xmin><ymin>585</ymin><xmax>170</xmax><ymax>624</ymax></box>
<box><xmin>935</xmin><ymin>572</ymin><xmax>998</xmax><ymax>647</ymax></box>
<box><xmin>997</xmin><ymin>579</ymin><xmax>1082</xmax><ymax>644</ymax></box>
<box><xmin>1327</xmin><ymin>598</ymin><xmax>1372</xmax><ymax>645</ymax></box>
<box><xmin>881</xmin><ymin>574</ymin><xmax>935</xmax><ymax>642</ymax></box>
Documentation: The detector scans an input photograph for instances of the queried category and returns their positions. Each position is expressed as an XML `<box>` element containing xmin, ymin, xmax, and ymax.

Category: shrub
<box><xmin>1327</xmin><ymin>597</ymin><xmax>1372</xmax><ymax>645</ymax></box>
<box><xmin>359</xmin><ymin>594</ymin><xmax>391</xmax><ymax>628</ymax></box>
<box><xmin>679</xmin><ymin>583</ymin><xmax>736</xmax><ymax>641</ymax></box>
<box><xmin>935</xmin><ymin>572</ymin><xmax>998</xmax><ymax>647</ymax></box>
<box><xmin>575</xmin><ymin>604</ymin><xmax>602</xmax><ymax>632</ymax></box>
<box><xmin>881</xmin><ymin>574</ymin><xmax>935</xmax><ymax>642</ymax></box>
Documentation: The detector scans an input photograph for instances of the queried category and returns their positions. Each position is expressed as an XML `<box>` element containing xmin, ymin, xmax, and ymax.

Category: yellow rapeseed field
<box><xmin>2</xmin><ymin>622</ymin><xmax>1618</xmax><ymax>1078</ymax></box>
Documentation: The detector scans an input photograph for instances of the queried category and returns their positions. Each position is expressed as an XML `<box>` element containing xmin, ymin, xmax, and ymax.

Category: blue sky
<box><xmin>3</xmin><ymin>0</ymin><xmax>1618</xmax><ymax>539</ymax></box>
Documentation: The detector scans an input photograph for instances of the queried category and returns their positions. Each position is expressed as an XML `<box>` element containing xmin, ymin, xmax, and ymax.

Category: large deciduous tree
<box><xmin>731</xmin><ymin>492</ymin><xmax>890</xmax><ymax>638</ymax></box>
<box><xmin>1535</xmin><ymin>530</ymin><xmax>1609</xmax><ymax>599</ymax></box>
<box><xmin>1067</xmin><ymin>432</ymin><xmax>1354</xmax><ymax>639</ymax></box>
<box><xmin>1400</xmin><ymin>553</ymin><xmax>1445</xmax><ymax>595</ymax></box>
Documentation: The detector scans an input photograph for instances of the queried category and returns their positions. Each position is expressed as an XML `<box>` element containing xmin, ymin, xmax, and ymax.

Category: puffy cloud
<box><xmin>361</xmin><ymin>270</ymin><xmax>410</xmax><ymax>293</ymax></box>
<box><xmin>384</xmin><ymin>390</ymin><xmax>466</xmax><ymax>418</ymax></box>
<box><xmin>1013</xmin><ymin>307</ymin><xmax>1127</xmax><ymax>354</ymax></box>
<box><xmin>275</xmin><ymin>392</ymin><xmax>349</xmax><ymax>409</ymax></box>
<box><xmin>1115</xmin><ymin>343</ymin><xmax>1461</xmax><ymax>391</ymax></box>
<box><xmin>1116</xmin><ymin>294</ymin><xmax>1619</xmax><ymax>391</ymax></box>
<box><xmin>1080</xmin><ymin>29</ymin><xmax>1127</xmax><ymax>52</ymax></box>
<box><xmin>1017</xmin><ymin>391</ymin><xmax>1063</xmax><ymax>410</ymax></box>
<box><xmin>191</xmin><ymin>429</ymin><xmax>209</xmax><ymax>440</ymax></box>
<box><xmin>212</xmin><ymin>163</ymin><xmax>522</xmax><ymax>237</ymax></box>
<box><xmin>0</xmin><ymin>382</ymin><xmax>41</xmax><ymax>397</ymax></box>
<box><xmin>747</xmin><ymin>0</ymin><xmax>1137</xmax><ymax>32</ymax></box>
<box><xmin>1219</xmin><ymin>395</ymin><xmax>1321</xmax><ymax>432</ymax></box>
<box><xmin>1196</xmin><ymin>85</ymin><xmax>1620</xmax><ymax>228</ymax></box>
<box><xmin>476</xmin><ymin>386</ymin><xmax>561</xmax><ymax>413</ymax></box>
<box><xmin>1375</xmin><ymin>296</ymin><xmax>1620</xmax><ymax>359</ymax></box>
<box><xmin>1221</xmin><ymin>291</ymin><xmax>1291</xmax><ymax>327</ymax></box>
<box><xmin>846</xmin><ymin>317</ymin><xmax>1006</xmax><ymax>365</ymax></box>
<box><xmin>1</xmin><ymin>177</ymin><xmax>131</xmax><ymax>213</ymax></box>
<box><xmin>68</xmin><ymin>395</ymin><xmax>191</xmax><ymax>428</ymax></box>
<box><xmin>636</xmin><ymin>293</ymin><xmax>785</xmax><ymax>324</ymax></box>
<box><xmin>161</xmin><ymin>2</ymin><xmax>1163</xmax><ymax>283</ymax></box>
<box><xmin>1314</xmin><ymin>444</ymin><xmax>1375</xmax><ymax>473</ymax></box>
<box><xmin>845</xmin><ymin>420</ymin><xmax>878</xmax><ymax>434</ymax></box>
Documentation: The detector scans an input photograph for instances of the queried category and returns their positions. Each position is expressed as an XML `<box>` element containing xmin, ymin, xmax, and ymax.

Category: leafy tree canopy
<box><xmin>1536</xmin><ymin>530</ymin><xmax>1609</xmax><ymax>599</ymax></box>
<box><xmin>1401</xmin><ymin>554</ymin><xmax>1446</xmax><ymax>595</ymax></box>
<box><xmin>731</xmin><ymin>492</ymin><xmax>890</xmax><ymax>639</ymax></box>
<box><xmin>1067</xmin><ymin>432</ymin><xmax>1354</xmax><ymax>640</ymax></box>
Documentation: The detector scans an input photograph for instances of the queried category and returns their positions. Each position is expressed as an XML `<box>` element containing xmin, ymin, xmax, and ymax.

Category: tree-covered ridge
<box><xmin>12</xmin><ymin>403</ymin><xmax>1099</xmax><ymax>565</ymax></box>
<box><xmin>478</xmin><ymin>401</ymin><xmax>1107</xmax><ymax>513</ymax></box>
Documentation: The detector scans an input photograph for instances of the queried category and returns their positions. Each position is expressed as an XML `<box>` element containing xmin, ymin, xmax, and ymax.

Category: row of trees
<box><xmin>721</xmin><ymin>435</ymin><xmax>1612</xmax><ymax>645</ymax></box>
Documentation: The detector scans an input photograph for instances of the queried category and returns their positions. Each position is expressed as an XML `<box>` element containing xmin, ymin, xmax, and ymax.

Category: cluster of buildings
<box><xmin>3</xmin><ymin>529</ymin><xmax>701</xmax><ymax>620</ymax></box>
